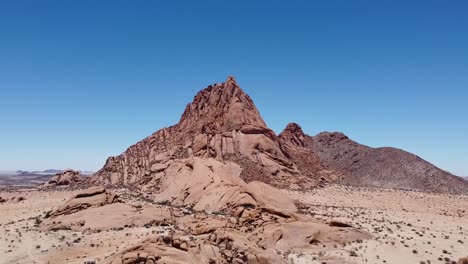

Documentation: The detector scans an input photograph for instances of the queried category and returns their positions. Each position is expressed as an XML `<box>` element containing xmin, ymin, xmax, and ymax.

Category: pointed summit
<box><xmin>225</xmin><ymin>75</ymin><xmax>237</xmax><ymax>86</ymax></box>
<box><xmin>224</xmin><ymin>75</ymin><xmax>241</xmax><ymax>93</ymax></box>
<box><xmin>283</xmin><ymin>123</ymin><xmax>305</xmax><ymax>136</ymax></box>
<box><xmin>279</xmin><ymin>123</ymin><xmax>306</xmax><ymax>147</ymax></box>
<box><xmin>278</xmin><ymin>122</ymin><xmax>341</xmax><ymax>185</ymax></box>
<box><xmin>178</xmin><ymin>76</ymin><xmax>267</xmax><ymax>134</ymax></box>
<box><xmin>95</xmin><ymin>77</ymin><xmax>301</xmax><ymax>188</ymax></box>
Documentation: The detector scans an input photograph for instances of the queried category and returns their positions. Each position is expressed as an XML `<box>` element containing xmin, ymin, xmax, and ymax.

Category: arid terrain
<box><xmin>1</xmin><ymin>78</ymin><xmax>467</xmax><ymax>264</ymax></box>
<box><xmin>1</xmin><ymin>185</ymin><xmax>467</xmax><ymax>264</ymax></box>
<box><xmin>288</xmin><ymin>186</ymin><xmax>468</xmax><ymax>264</ymax></box>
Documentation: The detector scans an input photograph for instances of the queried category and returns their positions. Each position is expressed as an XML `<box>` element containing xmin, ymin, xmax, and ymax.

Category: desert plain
<box><xmin>1</xmin><ymin>185</ymin><xmax>467</xmax><ymax>264</ymax></box>
<box><xmin>2</xmin><ymin>79</ymin><xmax>468</xmax><ymax>264</ymax></box>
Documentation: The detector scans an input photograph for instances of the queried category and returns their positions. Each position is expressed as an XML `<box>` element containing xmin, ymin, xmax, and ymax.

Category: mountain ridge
<box><xmin>93</xmin><ymin>77</ymin><xmax>337</xmax><ymax>189</ymax></box>
<box><xmin>93</xmin><ymin>78</ymin><xmax>468</xmax><ymax>194</ymax></box>
<box><xmin>279</xmin><ymin>123</ymin><xmax>468</xmax><ymax>193</ymax></box>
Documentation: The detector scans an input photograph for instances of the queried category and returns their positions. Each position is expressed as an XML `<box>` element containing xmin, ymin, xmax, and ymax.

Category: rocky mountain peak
<box><xmin>225</xmin><ymin>75</ymin><xmax>238</xmax><ymax>88</ymax></box>
<box><xmin>283</xmin><ymin>123</ymin><xmax>305</xmax><ymax>136</ymax></box>
<box><xmin>279</xmin><ymin>123</ymin><xmax>306</xmax><ymax>147</ymax></box>
<box><xmin>93</xmin><ymin>77</ymin><xmax>468</xmax><ymax>194</ymax></box>
<box><xmin>177</xmin><ymin>76</ymin><xmax>267</xmax><ymax>135</ymax></box>
<box><xmin>94</xmin><ymin>77</ymin><xmax>342</xmax><ymax>189</ymax></box>
<box><xmin>313</xmin><ymin>132</ymin><xmax>350</xmax><ymax>146</ymax></box>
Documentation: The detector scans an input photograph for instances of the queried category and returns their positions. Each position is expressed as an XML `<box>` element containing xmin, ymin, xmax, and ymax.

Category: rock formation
<box><xmin>279</xmin><ymin>123</ymin><xmax>468</xmax><ymax>194</ymax></box>
<box><xmin>94</xmin><ymin>77</ymin><xmax>468</xmax><ymax>194</ymax></box>
<box><xmin>44</xmin><ymin>168</ymin><xmax>370</xmax><ymax>263</ymax></box>
<box><xmin>48</xmin><ymin>186</ymin><xmax>118</xmax><ymax>217</ymax></box>
<box><xmin>94</xmin><ymin>77</ymin><xmax>336</xmax><ymax>190</ymax></box>
<box><xmin>41</xmin><ymin>187</ymin><xmax>180</xmax><ymax>232</ymax></box>
<box><xmin>93</xmin><ymin>75</ymin><xmax>468</xmax><ymax>195</ymax></box>
<box><xmin>102</xmin><ymin>213</ymin><xmax>369</xmax><ymax>264</ymax></box>
<box><xmin>39</xmin><ymin>169</ymin><xmax>87</xmax><ymax>188</ymax></box>
<box><xmin>139</xmin><ymin>157</ymin><xmax>296</xmax><ymax>216</ymax></box>
<box><xmin>278</xmin><ymin>123</ymin><xmax>342</xmax><ymax>188</ymax></box>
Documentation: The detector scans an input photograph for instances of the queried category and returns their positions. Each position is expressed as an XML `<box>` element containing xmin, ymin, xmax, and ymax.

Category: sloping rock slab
<box><xmin>42</xmin><ymin>203</ymin><xmax>180</xmax><ymax>232</ymax></box>
<box><xmin>49</xmin><ymin>187</ymin><xmax>118</xmax><ymax>217</ymax></box>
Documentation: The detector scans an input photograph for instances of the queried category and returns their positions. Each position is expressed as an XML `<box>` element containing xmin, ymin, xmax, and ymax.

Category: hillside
<box><xmin>279</xmin><ymin>123</ymin><xmax>468</xmax><ymax>194</ymax></box>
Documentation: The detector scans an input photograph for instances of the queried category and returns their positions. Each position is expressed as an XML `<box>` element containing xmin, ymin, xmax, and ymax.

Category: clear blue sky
<box><xmin>1</xmin><ymin>1</ymin><xmax>467</xmax><ymax>175</ymax></box>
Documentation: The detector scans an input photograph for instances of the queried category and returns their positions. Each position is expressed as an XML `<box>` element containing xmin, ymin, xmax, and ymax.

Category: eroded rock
<box><xmin>93</xmin><ymin>77</ymin><xmax>335</xmax><ymax>190</ymax></box>
<box><xmin>152</xmin><ymin>158</ymin><xmax>296</xmax><ymax>218</ymax></box>
<box><xmin>49</xmin><ymin>187</ymin><xmax>118</xmax><ymax>217</ymax></box>
<box><xmin>39</xmin><ymin>169</ymin><xmax>88</xmax><ymax>189</ymax></box>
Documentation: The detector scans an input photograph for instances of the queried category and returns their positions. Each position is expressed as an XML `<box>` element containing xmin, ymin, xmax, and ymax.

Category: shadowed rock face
<box><xmin>93</xmin><ymin>77</ymin><xmax>335</xmax><ymax>189</ymax></box>
<box><xmin>279</xmin><ymin>123</ymin><xmax>468</xmax><ymax>194</ymax></box>
<box><xmin>278</xmin><ymin>123</ymin><xmax>342</xmax><ymax>188</ymax></box>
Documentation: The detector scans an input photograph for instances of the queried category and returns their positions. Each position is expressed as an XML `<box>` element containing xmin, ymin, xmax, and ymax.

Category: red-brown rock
<box><xmin>93</xmin><ymin>77</ymin><xmax>330</xmax><ymax>189</ymax></box>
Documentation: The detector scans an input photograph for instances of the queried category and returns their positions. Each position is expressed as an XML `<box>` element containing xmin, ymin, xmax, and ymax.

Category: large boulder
<box><xmin>42</xmin><ymin>186</ymin><xmax>184</xmax><ymax>232</ymax></box>
<box><xmin>42</xmin><ymin>203</ymin><xmax>180</xmax><ymax>232</ymax></box>
<box><xmin>152</xmin><ymin>157</ymin><xmax>297</xmax><ymax>217</ymax></box>
<box><xmin>49</xmin><ymin>186</ymin><xmax>118</xmax><ymax>217</ymax></box>
<box><xmin>245</xmin><ymin>181</ymin><xmax>297</xmax><ymax>216</ymax></box>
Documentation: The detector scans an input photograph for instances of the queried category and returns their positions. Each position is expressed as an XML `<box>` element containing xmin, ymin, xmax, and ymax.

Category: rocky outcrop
<box><xmin>49</xmin><ymin>187</ymin><xmax>119</xmax><ymax>217</ymax></box>
<box><xmin>94</xmin><ymin>77</ymin><xmax>332</xmax><ymax>189</ymax></box>
<box><xmin>278</xmin><ymin>123</ymin><xmax>342</xmax><ymax>188</ymax></box>
<box><xmin>42</xmin><ymin>187</ymin><xmax>181</xmax><ymax>232</ymax></box>
<box><xmin>39</xmin><ymin>169</ymin><xmax>87</xmax><ymax>188</ymax></box>
<box><xmin>44</xmin><ymin>159</ymin><xmax>370</xmax><ymax>263</ymax></box>
<box><xmin>42</xmin><ymin>202</ymin><xmax>181</xmax><ymax>232</ymax></box>
<box><xmin>150</xmin><ymin>157</ymin><xmax>297</xmax><ymax>216</ymax></box>
<box><xmin>279</xmin><ymin>123</ymin><xmax>468</xmax><ymax>194</ymax></box>
<box><xmin>102</xmin><ymin>229</ymin><xmax>290</xmax><ymax>264</ymax></box>
<box><xmin>100</xmin><ymin>203</ymin><xmax>369</xmax><ymax>264</ymax></box>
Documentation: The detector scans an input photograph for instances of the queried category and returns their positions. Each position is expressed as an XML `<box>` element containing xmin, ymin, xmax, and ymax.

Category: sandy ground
<box><xmin>286</xmin><ymin>185</ymin><xmax>468</xmax><ymax>264</ymax></box>
<box><xmin>0</xmin><ymin>189</ymin><xmax>167</xmax><ymax>264</ymax></box>
<box><xmin>1</xmin><ymin>186</ymin><xmax>467</xmax><ymax>264</ymax></box>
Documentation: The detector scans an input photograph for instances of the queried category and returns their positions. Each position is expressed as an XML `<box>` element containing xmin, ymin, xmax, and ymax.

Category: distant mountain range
<box><xmin>14</xmin><ymin>169</ymin><xmax>94</xmax><ymax>176</ymax></box>
<box><xmin>16</xmin><ymin>169</ymin><xmax>63</xmax><ymax>175</ymax></box>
